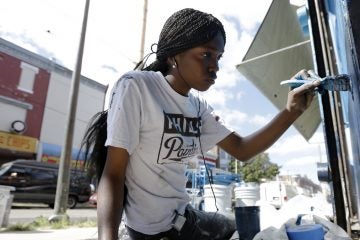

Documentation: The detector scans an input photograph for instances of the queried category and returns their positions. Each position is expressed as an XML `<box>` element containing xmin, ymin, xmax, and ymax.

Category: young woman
<box><xmin>82</xmin><ymin>8</ymin><xmax>320</xmax><ymax>240</ymax></box>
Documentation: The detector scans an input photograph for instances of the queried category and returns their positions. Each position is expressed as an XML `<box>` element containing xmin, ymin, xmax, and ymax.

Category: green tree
<box><xmin>229</xmin><ymin>152</ymin><xmax>280</xmax><ymax>183</ymax></box>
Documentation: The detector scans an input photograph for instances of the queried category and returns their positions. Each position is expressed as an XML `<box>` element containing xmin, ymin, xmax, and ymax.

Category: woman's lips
<box><xmin>207</xmin><ymin>79</ymin><xmax>215</xmax><ymax>85</ymax></box>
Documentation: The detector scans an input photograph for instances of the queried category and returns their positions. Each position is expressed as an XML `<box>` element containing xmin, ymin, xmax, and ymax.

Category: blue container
<box><xmin>234</xmin><ymin>206</ymin><xmax>260</xmax><ymax>240</ymax></box>
<box><xmin>286</xmin><ymin>224</ymin><xmax>324</xmax><ymax>240</ymax></box>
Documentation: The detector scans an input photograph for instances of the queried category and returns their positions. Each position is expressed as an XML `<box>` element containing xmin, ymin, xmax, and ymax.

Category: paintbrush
<box><xmin>280</xmin><ymin>72</ymin><xmax>351</xmax><ymax>94</ymax></box>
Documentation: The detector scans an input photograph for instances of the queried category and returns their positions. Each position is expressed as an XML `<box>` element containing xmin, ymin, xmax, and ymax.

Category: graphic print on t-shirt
<box><xmin>157</xmin><ymin>112</ymin><xmax>201</xmax><ymax>164</ymax></box>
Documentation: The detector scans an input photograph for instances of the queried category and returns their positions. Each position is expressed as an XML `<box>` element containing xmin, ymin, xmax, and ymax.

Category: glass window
<box><xmin>30</xmin><ymin>169</ymin><xmax>56</xmax><ymax>181</ymax></box>
<box><xmin>18</xmin><ymin>62</ymin><xmax>39</xmax><ymax>93</ymax></box>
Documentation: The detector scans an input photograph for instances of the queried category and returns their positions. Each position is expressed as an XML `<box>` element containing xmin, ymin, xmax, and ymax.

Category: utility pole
<box><xmin>49</xmin><ymin>0</ymin><xmax>90</xmax><ymax>222</ymax></box>
<box><xmin>139</xmin><ymin>0</ymin><xmax>148</xmax><ymax>61</ymax></box>
<box><xmin>235</xmin><ymin>157</ymin><xmax>238</xmax><ymax>174</ymax></box>
<box><xmin>216</xmin><ymin>146</ymin><xmax>220</xmax><ymax>168</ymax></box>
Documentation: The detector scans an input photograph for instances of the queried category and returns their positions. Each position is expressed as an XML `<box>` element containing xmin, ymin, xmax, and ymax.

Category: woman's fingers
<box><xmin>293</xmin><ymin>69</ymin><xmax>310</xmax><ymax>80</ymax></box>
<box><xmin>287</xmin><ymin>69</ymin><xmax>321</xmax><ymax>113</ymax></box>
<box><xmin>291</xmin><ymin>78</ymin><xmax>320</xmax><ymax>95</ymax></box>
<box><xmin>305</xmin><ymin>90</ymin><xmax>316</xmax><ymax>108</ymax></box>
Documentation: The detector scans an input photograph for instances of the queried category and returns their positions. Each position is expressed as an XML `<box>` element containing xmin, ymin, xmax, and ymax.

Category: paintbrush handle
<box><xmin>280</xmin><ymin>74</ymin><xmax>350</xmax><ymax>92</ymax></box>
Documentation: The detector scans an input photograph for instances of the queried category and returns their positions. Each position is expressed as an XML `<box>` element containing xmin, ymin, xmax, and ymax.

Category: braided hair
<box><xmin>137</xmin><ymin>8</ymin><xmax>226</xmax><ymax>74</ymax></box>
<box><xmin>81</xmin><ymin>8</ymin><xmax>226</xmax><ymax>182</ymax></box>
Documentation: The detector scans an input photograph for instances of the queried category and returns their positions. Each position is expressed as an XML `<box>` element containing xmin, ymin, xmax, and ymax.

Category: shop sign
<box><xmin>41</xmin><ymin>155</ymin><xmax>85</xmax><ymax>169</ymax></box>
<box><xmin>0</xmin><ymin>131</ymin><xmax>38</xmax><ymax>153</ymax></box>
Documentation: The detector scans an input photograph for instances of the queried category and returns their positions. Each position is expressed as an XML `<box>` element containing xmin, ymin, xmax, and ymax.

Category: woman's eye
<box><xmin>203</xmin><ymin>52</ymin><xmax>223</xmax><ymax>61</ymax></box>
<box><xmin>203</xmin><ymin>52</ymin><xmax>212</xmax><ymax>58</ymax></box>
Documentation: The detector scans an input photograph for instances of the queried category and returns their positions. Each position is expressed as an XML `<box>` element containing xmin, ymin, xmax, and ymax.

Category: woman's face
<box><xmin>167</xmin><ymin>32</ymin><xmax>225</xmax><ymax>95</ymax></box>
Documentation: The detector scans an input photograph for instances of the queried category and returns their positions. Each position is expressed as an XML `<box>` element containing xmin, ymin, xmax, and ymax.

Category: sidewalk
<box><xmin>0</xmin><ymin>223</ymin><xmax>240</xmax><ymax>240</ymax></box>
<box><xmin>1</xmin><ymin>204</ymin><xmax>102</xmax><ymax>240</ymax></box>
<box><xmin>0</xmin><ymin>227</ymin><xmax>239</xmax><ymax>240</ymax></box>
<box><xmin>8</xmin><ymin>206</ymin><xmax>97</xmax><ymax>225</ymax></box>
<box><xmin>0</xmin><ymin>227</ymin><xmax>99</xmax><ymax>240</ymax></box>
<box><xmin>1</xmin><ymin>209</ymin><xmax>131</xmax><ymax>240</ymax></box>
<box><xmin>1</xmin><ymin>206</ymin><xmax>240</xmax><ymax>240</ymax></box>
<box><xmin>0</xmin><ymin>225</ymin><xmax>133</xmax><ymax>240</ymax></box>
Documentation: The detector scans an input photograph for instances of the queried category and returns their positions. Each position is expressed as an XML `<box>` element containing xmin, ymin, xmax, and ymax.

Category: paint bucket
<box><xmin>234</xmin><ymin>206</ymin><xmax>260</xmax><ymax>240</ymax></box>
<box><xmin>203</xmin><ymin>184</ymin><xmax>232</xmax><ymax>214</ymax></box>
<box><xmin>286</xmin><ymin>224</ymin><xmax>324</xmax><ymax>240</ymax></box>
<box><xmin>234</xmin><ymin>183</ymin><xmax>260</xmax><ymax>207</ymax></box>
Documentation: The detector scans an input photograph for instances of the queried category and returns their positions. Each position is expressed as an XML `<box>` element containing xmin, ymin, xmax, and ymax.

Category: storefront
<box><xmin>39</xmin><ymin>142</ymin><xmax>85</xmax><ymax>169</ymax></box>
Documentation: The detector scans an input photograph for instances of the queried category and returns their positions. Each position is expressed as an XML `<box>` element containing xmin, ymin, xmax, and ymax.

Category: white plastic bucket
<box><xmin>203</xmin><ymin>184</ymin><xmax>232</xmax><ymax>214</ymax></box>
<box><xmin>234</xmin><ymin>183</ymin><xmax>260</xmax><ymax>207</ymax></box>
<box><xmin>0</xmin><ymin>185</ymin><xmax>15</xmax><ymax>227</ymax></box>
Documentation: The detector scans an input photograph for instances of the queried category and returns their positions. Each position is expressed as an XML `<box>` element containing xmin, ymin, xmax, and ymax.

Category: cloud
<box><xmin>222</xmin><ymin>15</ymin><xmax>243</xmax><ymax>40</ymax></box>
<box><xmin>214</xmin><ymin>68</ymin><xmax>242</xmax><ymax>89</ymax></box>
<box><xmin>101</xmin><ymin>65</ymin><xmax>118</xmax><ymax>73</ymax></box>
<box><xmin>234</xmin><ymin>91</ymin><xmax>245</xmax><ymax>101</ymax></box>
<box><xmin>279</xmin><ymin>155</ymin><xmax>320</xmax><ymax>182</ymax></box>
<box><xmin>211</xmin><ymin>109</ymin><xmax>273</xmax><ymax>133</ymax></box>
<box><xmin>0</xmin><ymin>30</ymin><xmax>59</xmax><ymax>63</ymax></box>
<box><xmin>283</xmin><ymin>155</ymin><xmax>320</xmax><ymax>167</ymax></box>
<box><xmin>264</xmin><ymin>129</ymin><xmax>326</xmax><ymax>182</ymax></box>
<box><xmin>268</xmin><ymin>131</ymin><xmax>325</xmax><ymax>156</ymax></box>
<box><xmin>250</xmin><ymin>114</ymin><xmax>273</xmax><ymax>126</ymax></box>
<box><xmin>203</xmin><ymin>88</ymin><xmax>232</xmax><ymax>107</ymax></box>
<box><xmin>219</xmin><ymin>109</ymin><xmax>248</xmax><ymax>127</ymax></box>
<box><xmin>221</xmin><ymin>19</ymin><xmax>255</xmax><ymax>69</ymax></box>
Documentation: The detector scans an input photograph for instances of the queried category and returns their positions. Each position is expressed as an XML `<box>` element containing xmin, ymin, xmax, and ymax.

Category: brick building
<box><xmin>0</xmin><ymin>38</ymin><xmax>107</xmax><ymax>166</ymax></box>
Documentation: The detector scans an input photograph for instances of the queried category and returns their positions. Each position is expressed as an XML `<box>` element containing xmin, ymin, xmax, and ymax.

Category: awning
<box><xmin>236</xmin><ymin>0</ymin><xmax>320</xmax><ymax>140</ymax></box>
<box><xmin>0</xmin><ymin>131</ymin><xmax>38</xmax><ymax>153</ymax></box>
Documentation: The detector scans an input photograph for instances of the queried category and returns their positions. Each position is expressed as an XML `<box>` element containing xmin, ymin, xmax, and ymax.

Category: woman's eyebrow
<box><xmin>199</xmin><ymin>46</ymin><xmax>224</xmax><ymax>54</ymax></box>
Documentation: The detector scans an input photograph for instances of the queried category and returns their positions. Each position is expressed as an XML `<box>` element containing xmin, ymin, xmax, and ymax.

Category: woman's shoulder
<box><xmin>113</xmin><ymin>70</ymin><xmax>161</xmax><ymax>89</ymax></box>
<box><xmin>121</xmin><ymin>70</ymin><xmax>161</xmax><ymax>81</ymax></box>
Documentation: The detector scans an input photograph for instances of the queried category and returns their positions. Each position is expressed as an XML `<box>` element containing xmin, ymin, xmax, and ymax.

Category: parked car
<box><xmin>0</xmin><ymin>159</ymin><xmax>92</xmax><ymax>208</ymax></box>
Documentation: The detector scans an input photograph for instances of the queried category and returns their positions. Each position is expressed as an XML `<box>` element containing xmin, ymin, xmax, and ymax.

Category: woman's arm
<box><xmin>97</xmin><ymin>146</ymin><xmax>129</xmax><ymax>240</ymax></box>
<box><xmin>218</xmin><ymin>70</ymin><xmax>320</xmax><ymax>161</ymax></box>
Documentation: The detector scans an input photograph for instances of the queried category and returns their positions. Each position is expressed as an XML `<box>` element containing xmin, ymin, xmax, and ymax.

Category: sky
<box><xmin>0</xmin><ymin>0</ymin><xmax>327</xmax><ymax>183</ymax></box>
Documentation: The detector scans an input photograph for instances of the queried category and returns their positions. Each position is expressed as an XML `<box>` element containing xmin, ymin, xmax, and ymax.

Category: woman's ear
<box><xmin>167</xmin><ymin>56</ymin><xmax>177</xmax><ymax>69</ymax></box>
<box><xmin>166</xmin><ymin>57</ymin><xmax>173</xmax><ymax>67</ymax></box>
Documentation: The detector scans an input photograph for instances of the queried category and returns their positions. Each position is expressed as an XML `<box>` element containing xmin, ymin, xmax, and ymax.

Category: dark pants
<box><xmin>126</xmin><ymin>205</ymin><xmax>236</xmax><ymax>240</ymax></box>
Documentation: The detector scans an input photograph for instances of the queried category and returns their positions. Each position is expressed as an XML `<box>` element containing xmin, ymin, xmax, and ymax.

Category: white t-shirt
<box><xmin>105</xmin><ymin>70</ymin><xmax>232</xmax><ymax>234</ymax></box>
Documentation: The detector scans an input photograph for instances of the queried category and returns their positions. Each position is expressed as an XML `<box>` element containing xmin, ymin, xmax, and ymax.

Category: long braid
<box><xmin>80</xmin><ymin>110</ymin><xmax>108</xmax><ymax>182</ymax></box>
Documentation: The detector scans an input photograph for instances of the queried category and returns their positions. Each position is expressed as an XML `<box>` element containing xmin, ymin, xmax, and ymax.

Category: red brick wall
<box><xmin>0</xmin><ymin>52</ymin><xmax>50</xmax><ymax>138</ymax></box>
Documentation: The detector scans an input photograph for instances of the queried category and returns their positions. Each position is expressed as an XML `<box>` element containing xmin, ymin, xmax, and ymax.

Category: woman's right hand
<box><xmin>285</xmin><ymin>69</ymin><xmax>320</xmax><ymax>116</ymax></box>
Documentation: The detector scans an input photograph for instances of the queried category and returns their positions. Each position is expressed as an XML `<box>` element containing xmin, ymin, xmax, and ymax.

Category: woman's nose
<box><xmin>208</xmin><ymin>59</ymin><xmax>219</xmax><ymax>74</ymax></box>
<box><xmin>209</xmin><ymin>71</ymin><xmax>217</xmax><ymax>80</ymax></box>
